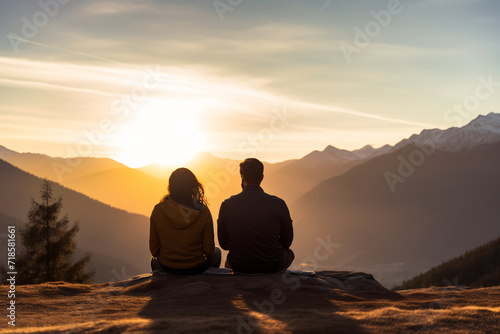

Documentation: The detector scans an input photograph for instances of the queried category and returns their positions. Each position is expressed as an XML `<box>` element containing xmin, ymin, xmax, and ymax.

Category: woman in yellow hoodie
<box><xmin>149</xmin><ymin>168</ymin><xmax>221</xmax><ymax>274</ymax></box>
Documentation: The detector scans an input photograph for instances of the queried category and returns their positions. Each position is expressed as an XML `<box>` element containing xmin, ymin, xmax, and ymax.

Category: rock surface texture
<box><xmin>1</xmin><ymin>270</ymin><xmax>499</xmax><ymax>333</ymax></box>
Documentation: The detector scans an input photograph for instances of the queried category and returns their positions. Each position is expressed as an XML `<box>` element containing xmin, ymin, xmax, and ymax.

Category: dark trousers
<box><xmin>225</xmin><ymin>248</ymin><xmax>295</xmax><ymax>274</ymax></box>
<box><xmin>151</xmin><ymin>247</ymin><xmax>222</xmax><ymax>275</ymax></box>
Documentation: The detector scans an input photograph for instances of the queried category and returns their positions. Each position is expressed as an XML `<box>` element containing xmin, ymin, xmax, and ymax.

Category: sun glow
<box><xmin>113</xmin><ymin>99</ymin><xmax>206</xmax><ymax>168</ymax></box>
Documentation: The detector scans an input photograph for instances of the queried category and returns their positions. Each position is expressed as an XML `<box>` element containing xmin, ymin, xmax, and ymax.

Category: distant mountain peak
<box><xmin>466</xmin><ymin>112</ymin><xmax>500</xmax><ymax>127</ymax></box>
<box><xmin>352</xmin><ymin>144</ymin><xmax>375</xmax><ymax>153</ymax></box>
<box><xmin>299</xmin><ymin>143</ymin><xmax>390</xmax><ymax>166</ymax></box>
<box><xmin>323</xmin><ymin>144</ymin><xmax>375</xmax><ymax>154</ymax></box>
<box><xmin>470</xmin><ymin>111</ymin><xmax>499</xmax><ymax>119</ymax></box>
<box><xmin>324</xmin><ymin>145</ymin><xmax>341</xmax><ymax>152</ymax></box>
<box><xmin>394</xmin><ymin>112</ymin><xmax>500</xmax><ymax>152</ymax></box>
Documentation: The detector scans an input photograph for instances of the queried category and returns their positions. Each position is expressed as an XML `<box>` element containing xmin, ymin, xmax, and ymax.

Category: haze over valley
<box><xmin>2</xmin><ymin>113</ymin><xmax>499</xmax><ymax>287</ymax></box>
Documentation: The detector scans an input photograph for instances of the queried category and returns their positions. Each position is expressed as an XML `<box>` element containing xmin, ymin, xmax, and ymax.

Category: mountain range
<box><xmin>393</xmin><ymin>112</ymin><xmax>500</xmax><ymax>152</ymax></box>
<box><xmin>0</xmin><ymin>143</ymin><xmax>380</xmax><ymax>216</ymax></box>
<box><xmin>289</xmin><ymin>113</ymin><xmax>500</xmax><ymax>286</ymax></box>
<box><xmin>1</xmin><ymin>112</ymin><xmax>499</xmax><ymax>286</ymax></box>
<box><xmin>292</xmin><ymin>141</ymin><xmax>500</xmax><ymax>286</ymax></box>
<box><xmin>0</xmin><ymin>159</ymin><xmax>149</xmax><ymax>283</ymax></box>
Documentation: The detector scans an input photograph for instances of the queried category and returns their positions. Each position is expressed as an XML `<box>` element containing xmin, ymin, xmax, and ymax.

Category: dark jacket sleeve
<box><xmin>202</xmin><ymin>208</ymin><xmax>216</xmax><ymax>257</ymax></box>
<box><xmin>217</xmin><ymin>201</ymin><xmax>230</xmax><ymax>250</ymax></box>
<box><xmin>149</xmin><ymin>215</ymin><xmax>161</xmax><ymax>257</ymax></box>
<box><xmin>279</xmin><ymin>201</ymin><xmax>294</xmax><ymax>249</ymax></box>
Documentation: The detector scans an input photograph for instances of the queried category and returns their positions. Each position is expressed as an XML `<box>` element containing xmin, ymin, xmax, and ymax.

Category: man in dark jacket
<box><xmin>217</xmin><ymin>158</ymin><xmax>294</xmax><ymax>273</ymax></box>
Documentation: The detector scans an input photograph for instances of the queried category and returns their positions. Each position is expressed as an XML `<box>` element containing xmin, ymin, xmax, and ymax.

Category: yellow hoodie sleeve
<box><xmin>202</xmin><ymin>209</ymin><xmax>216</xmax><ymax>257</ymax></box>
<box><xmin>149</xmin><ymin>217</ymin><xmax>161</xmax><ymax>257</ymax></box>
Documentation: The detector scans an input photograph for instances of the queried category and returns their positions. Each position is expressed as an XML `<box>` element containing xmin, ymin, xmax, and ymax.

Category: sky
<box><xmin>1</xmin><ymin>0</ymin><xmax>499</xmax><ymax>167</ymax></box>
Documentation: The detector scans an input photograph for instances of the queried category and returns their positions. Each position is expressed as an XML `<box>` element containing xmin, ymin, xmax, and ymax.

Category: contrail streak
<box><xmin>320</xmin><ymin>0</ymin><xmax>332</xmax><ymax>11</ymax></box>
<box><xmin>292</xmin><ymin>100</ymin><xmax>435</xmax><ymax>128</ymax></box>
<box><xmin>3</xmin><ymin>35</ymin><xmax>434</xmax><ymax>129</ymax></box>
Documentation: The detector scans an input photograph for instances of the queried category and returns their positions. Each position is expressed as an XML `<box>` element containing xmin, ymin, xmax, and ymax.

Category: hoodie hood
<box><xmin>157</xmin><ymin>197</ymin><xmax>205</xmax><ymax>230</ymax></box>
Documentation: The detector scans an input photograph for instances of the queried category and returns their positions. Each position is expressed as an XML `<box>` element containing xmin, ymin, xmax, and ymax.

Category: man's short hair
<box><xmin>240</xmin><ymin>158</ymin><xmax>264</xmax><ymax>185</ymax></box>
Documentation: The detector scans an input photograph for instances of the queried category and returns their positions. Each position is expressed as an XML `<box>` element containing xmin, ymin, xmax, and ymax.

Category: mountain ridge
<box><xmin>396</xmin><ymin>236</ymin><xmax>500</xmax><ymax>290</ymax></box>
<box><xmin>393</xmin><ymin>112</ymin><xmax>500</xmax><ymax>153</ymax></box>
<box><xmin>291</xmin><ymin>140</ymin><xmax>500</xmax><ymax>287</ymax></box>
<box><xmin>0</xmin><ymin>158</ymin><xmax>150</xmax><ymax>282</ymax></box>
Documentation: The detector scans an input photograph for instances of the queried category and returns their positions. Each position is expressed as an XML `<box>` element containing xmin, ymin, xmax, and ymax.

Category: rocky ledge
<box><xmin>2</xmin><ymin>270</ymin><xmax>499</xmax><ymax>333</ymax></box>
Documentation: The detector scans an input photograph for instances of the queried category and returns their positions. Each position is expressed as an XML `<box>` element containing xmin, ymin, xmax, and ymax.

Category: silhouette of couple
<box><xmin>149</xmin><ymin>158</ymin><xmax>295</xmax><ymax>275</ymax></box>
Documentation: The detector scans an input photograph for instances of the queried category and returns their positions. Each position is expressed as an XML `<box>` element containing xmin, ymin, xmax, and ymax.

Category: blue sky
<box><xmin>1</xmin><ymin>0</ymin><xmax>499</xmax><ymax>166</ymax></box>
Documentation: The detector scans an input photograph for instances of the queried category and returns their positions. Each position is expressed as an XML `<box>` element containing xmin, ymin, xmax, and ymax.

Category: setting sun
<box><xmin>113</xmin><ymin>99</ymin><xmax>206</xmax><ymax>168</ymax></box>
<box><xmin>2</xmin><ymin>1</ymin><xmax>500</xmax><ymax>332</ymax></box>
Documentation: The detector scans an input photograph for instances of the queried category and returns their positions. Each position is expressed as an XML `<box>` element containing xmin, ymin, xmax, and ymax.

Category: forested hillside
<box><xmin>396</xmin><ymin>237</ymin><xmax>500</xmax><ymax>290</ymax></box>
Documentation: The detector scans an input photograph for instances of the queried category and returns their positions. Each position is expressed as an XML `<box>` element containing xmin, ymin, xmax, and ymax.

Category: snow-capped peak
<box><xmin>394</xmin><ymin>112</ymin><xmax>500</xmax><ymax>152</ymax></box>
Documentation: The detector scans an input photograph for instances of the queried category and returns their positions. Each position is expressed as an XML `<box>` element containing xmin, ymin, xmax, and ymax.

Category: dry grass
<box><xmin>1</xmin><ymin>276</ymin><xmax>499</xmax><ymax>333</ymax></box>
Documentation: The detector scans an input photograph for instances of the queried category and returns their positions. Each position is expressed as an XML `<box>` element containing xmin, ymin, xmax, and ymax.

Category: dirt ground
<box><xmin>1</xmin><ymin>272</ymin><xmax>499</xmax><ymax>333</ymax></box>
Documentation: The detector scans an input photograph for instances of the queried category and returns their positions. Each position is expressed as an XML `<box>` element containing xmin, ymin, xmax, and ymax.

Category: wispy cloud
<box><xmin>0</xmin><ymin>78</ymin><xmax>117</xmax><ymax>97</ymax></box>
<box><xmin>1</xmin><ymin>0</ymin><xmax>499</xmax><ymax>161</ymax></box>
<box><xmin>81</xmin><ymin>1</ymin><xmax>153</xmax><ymax>15</ymax></box>
<box><xmin>5</xmin><ymin>35</ymin><xmax>123</xmax><ymax>64</ymax></box>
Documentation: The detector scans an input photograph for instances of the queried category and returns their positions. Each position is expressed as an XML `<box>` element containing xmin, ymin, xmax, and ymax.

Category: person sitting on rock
<box><xmin>217</xmin><ymin>158</ymin><xmax>294</xmax><ymax>274</ymax></box>
<box><xmin>150</xmin><ymin>168</ymin><xmax>221</xmax><ymax>274</ymax></box>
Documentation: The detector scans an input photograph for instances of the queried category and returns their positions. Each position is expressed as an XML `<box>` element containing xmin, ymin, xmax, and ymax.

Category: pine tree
<box><xmin>17</xmin><ymin>180</ymin><xmax>94</xmax><ymax>284</ymax></box>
